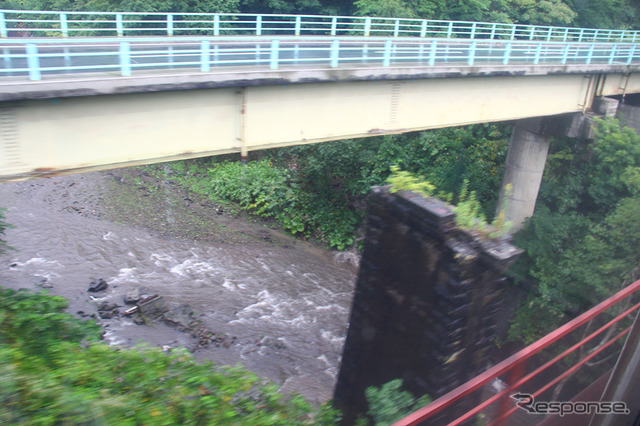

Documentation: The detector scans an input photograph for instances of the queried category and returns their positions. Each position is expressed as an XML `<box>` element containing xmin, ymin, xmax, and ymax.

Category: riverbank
<box><xmin>0</xmin><ymin>165</ymin><xmax>357</xmax><ymax>404</ymax></box>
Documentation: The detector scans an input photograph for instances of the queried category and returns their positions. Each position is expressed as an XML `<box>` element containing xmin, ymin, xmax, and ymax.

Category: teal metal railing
<box><xmin>2</xmin><ymin>36</ymin><xmax>638</xmax><ymax>81</ymax></box>
<box><xmin>0</xmin><ymin>9</ymin><xmax>638</xmax><ymax>43</ymax></box>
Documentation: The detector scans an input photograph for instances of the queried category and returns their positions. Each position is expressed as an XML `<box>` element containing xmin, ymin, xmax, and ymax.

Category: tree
<box><xmin>509</xmin><ymin>118</ymin><xmax>640</xmax><ymax>343</ymax></box>
<box><xmin>0</xmin><ymin>208</ymin><xmax>12</xmax><ymax>255</ymax></box>
<box><xmin>5</xmin><ymin>0</ymin><xmax>240</xmax><ymax>13</ymax></box>
<box><xmin>353</xmin><ymin>0</ymin><xmax>419</xmax><ymax>18</ymax></box>
<box><xmin>569</xmin><ymin>0</ymin><xmax>640</xmax><ymax>30</ymax></box>
<box><xmin>238</xmin><ymin>0</ymin><xmax>346</xmax><ymax>15</ymax></box>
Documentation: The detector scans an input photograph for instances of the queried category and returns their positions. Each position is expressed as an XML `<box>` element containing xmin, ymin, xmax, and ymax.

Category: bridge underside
<box><xmin>1</xmin><ymin>71</ymin><xmax>639</xmax><ymax>181</ymax></box>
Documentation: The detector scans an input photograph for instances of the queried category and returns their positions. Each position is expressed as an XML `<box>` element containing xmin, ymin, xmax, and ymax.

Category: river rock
<box><xmin>137</xmin><ymin>295</ymin><xmax>169</xmax><ymax>320</ymax></box>
<box><xmin>163</xmin><ymin>304</ymin><xmax>199</xmax><ymax>332</ymax></box>
<box><xmin>88</xmin><ymin>278</ymin><xmax>108</xmax><ymax>292</ymax></box>
<box><xmin>35</xmin><ymin>277</ymin><xmax>52</xmax><ymax>288</ymax></box>
<box><xmin>123</xmin><ymin>288</ymin><xmax>141</xmax><ymax>305</ymax></box>
<box><xmin>258</xmin><ymin>336</ymin><xmax>286</xmax><ymax>350</ymax></box>
<box><xmin>97</xmin><ymin>301</ymin><xmax>120</xmax><ymax>319</ymax></box>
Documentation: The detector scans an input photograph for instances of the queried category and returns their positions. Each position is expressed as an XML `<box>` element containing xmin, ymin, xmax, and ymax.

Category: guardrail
<box><xmin>1</xmin><ymin>9</ymin><xmax>639</xmax><ymax>43</ymax></box>
<box><xmin>394</xmin><ymin>279</ymin><xmax>640</xmax><ymax>425</ymax></box>
<box><xmin>1</xmin><ymin>36</ymin><xmax>637</xmax><ymax>81</ymax></box>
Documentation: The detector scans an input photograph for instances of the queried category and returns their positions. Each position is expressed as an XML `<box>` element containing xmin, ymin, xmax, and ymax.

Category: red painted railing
<box><xmin>394</xmin><ymin>279</ymin><xmax>640</xmax><ymax>426</ymax></box>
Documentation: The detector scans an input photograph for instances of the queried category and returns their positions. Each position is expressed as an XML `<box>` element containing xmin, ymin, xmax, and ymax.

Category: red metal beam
<box><xmin>449</xmin><ymin>301</ymin><xmax>640</xmax><ymax>425</ymax></box>
<box><xmin>487</xmin><ymin>326</ymin><xmax>631</xmax><ymax>425</ymax></box>
<box><xmin>393</xmin><ymin>279</ymin><xmax>640</xmax><ymax>426</ymax></box>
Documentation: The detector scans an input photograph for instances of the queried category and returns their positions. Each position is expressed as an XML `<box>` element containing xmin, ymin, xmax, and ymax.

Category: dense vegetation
<box><xmin>509</xmin><ymin>118</ymin><xmax>640</xmax><ymax>343</ymax></box>
<box><xmin>3</xmin><ymin>0</ymin><xmax>639</xmax><ymax>30</ymax></box>
<box><xmin>0</xmin><ymin>287</ymin><xmax>339</xmax><ymax>425</ymax></box>
<box><xmin>0</xmin><ymin>208</ymin><xmax>11</xmax><ymax>255</ymax></box>
<box><xmin>149</xmin><ymin>125</ymin><xmax>510</xmax><ymax>249</ymax></box>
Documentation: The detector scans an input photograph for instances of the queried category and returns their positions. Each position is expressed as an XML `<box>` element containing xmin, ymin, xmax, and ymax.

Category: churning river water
<box><xmin>0</xmin><ymin>168</ymin><xmax>357</xmax><ymax>404</ymax></box>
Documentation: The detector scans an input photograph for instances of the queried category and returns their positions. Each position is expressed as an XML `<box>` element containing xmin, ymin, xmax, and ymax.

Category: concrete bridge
<box><xmin>1</xmin><ymin>9</ymin><xmax>640</xmax><ymax>227</ymax></box>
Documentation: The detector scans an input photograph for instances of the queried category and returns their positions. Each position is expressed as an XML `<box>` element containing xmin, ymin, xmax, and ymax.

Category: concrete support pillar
<box><xmin>498</xmin><ymin>118</ymin><xmax>552</xmax><ymax>232</ymax></box>
<box><xmin>617</xmin><ymin>95</ymin><xmax>640</xmax><ymax>135</ymax></box>
<box><xmin>499</xmin><ymin>105</ymin><xmax>621</xmax><ymax>232</ymax></box>
<box><xmin>333</xmin><ymin>187</ymin><xmax>521</xmax><ymax>424</ymax></box>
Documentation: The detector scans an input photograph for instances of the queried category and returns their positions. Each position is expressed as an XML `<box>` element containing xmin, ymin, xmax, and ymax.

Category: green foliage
<box><xmin>453</xmin><ymin>179</ymin><xmax>488</xmax><ymax>231</ymax></box>
<box><xmin>145</xmin><ymin>124</ymin><xmax>508</xmax><ymax>250</ymax></box>
<box><xmin>5</xmin><ymin>0</ymin><xmax>640</xmax><ymax>32</ymax></box>
<box><xmin>354</xmin><ymin>0</ymin><xmax>420</xmax><ymax>18</ymax></box>
<box><xmin>509</xmin><ymin>118</ymin><xmax>640</xmax><ymax>343</ymax></box>
<box><xmin>0</xmin><ymin>208</ymin><xmax>13</xmax><ymax>255</ymax></box>
<box><xmin>239</xmin><ymin>0</ymin><xmax>346</xmax><ymax>15</ymax></box>
<box><xmin>386</xmin><ymin>165</ymin><xmax>436</xmax><ymax>197</ymax></box>
<box><xmin>6</xmin><ymin>0</ymin><xmax>240</xmax><ymax>13</ymax></box>
<box><xmin>365</xmin><ymin>379</ymin><xmax>431</xmax><ymax>426</ymax></box>
<box><xmin>569</xmin><ymin>0</ymin><xmax>639</xmax><ymax>30</ymax></box>
<box><xmin>0</xmin><ymin>287</ymin><xmax>340</xmax><ymax>425</ymax></box>
<box><xmin>0</xmin><ymin>288</ymin><xmax>102</xmax><ymax>358</ymax></box>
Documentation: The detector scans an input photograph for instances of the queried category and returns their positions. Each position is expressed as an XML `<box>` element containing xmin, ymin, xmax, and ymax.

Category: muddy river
<box><xmin>0</xmin><ymin>167</ymin><xmax>357</xmax><ymax>404</ymax></box>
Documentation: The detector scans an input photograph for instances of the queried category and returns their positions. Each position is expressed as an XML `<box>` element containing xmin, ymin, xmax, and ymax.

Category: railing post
<box><xmin>529</xmin><ymin>25</ymin><xmax>536</xmax><ymax>40</ymax></box>
<box><xmin>593</xmin><ymin>28</ymin><xmax>599</xmax><ymax>42</ymax></box>
<box><xmin>383</xmin><ymin>39</ymin><xmax>392</xmax><ymax>66</ymax></box>
<box><xmin>330</xmin><ymin>39</ymin><xmax>340</xmax><ymax>67</ymax></box>
<box><xmin>364</xmin><ymin>17</ymin><xmax>371</xmax><ymax>36</ymax></box>
<box><xmin>563</xmin><ymin>27</ymin><xmax>569</xmax><ymax>42</ymax></box>
<box><xmin>490</xmin><ymin>23</ymin><xmax>496</xmax><ymax>40</ymax></box>
<box><xmin>510</xmin><ymin>25</ymin><xmax>516</xmax><ymax>40</ymax></box>
<box><xmin>213</xmin><ymin>14</ymin><xmax>220</xmax><ymax>36</ymax></box>
<box><xmin>428</xmin><ymin>39</ymin><xmax>437</xmax><ymax>65</ymax></box>
<box><xmin>119</xmin><ymin>41</ymin><xmax>131</xmax><ymax>76</ymax></box>
<box><xmin>609</xmin><ymin>43</ymin><xmax>618</xmax><ymax>64</ymax></box>
<box><xmin>295</xmin><ymin>16</ymin><xmax>301</xmax><ymax>36</ymax></box>
<box><xmin>468</xmin><ymin>40</ymin><xmax>476</xmax><ymax>65</ymax></box>
<box><xmin>534</xmin><ymin>42</ymin><xmax>542</xmax><ymax>64</ymax></box>
<box><xmin>586</xmin><ymin>43</ymin><xmax>594</xmax><ymax>64</ymax></box>
<box><xmin>256</xmin><ymin>15</ymin><xmax>262</xmax><ymax>36</ymax></box>
<box><xmin>116</xmin><ymin>13</ymin><xmax>123</xmax><ymax>36</ymax></box>
<box><xmin>628</xmin><ymin>45</ymin><xmax>636</xmax><ymax>65</ymax></box>
<box><xmin>633</xmin><ymin>32</ymin><xmax>638</xmax><ymax>43</ymax></box>
<box><xmin>269</xmin><ymin>39</ymin><xmax>279</xmax><ymax>69</ymax></box>
<box><xmin>167</xmin><ymin>45</ymin><xmax>174</xmax><ymax>68</ymax></box>
<box><xmin>420</xmin><ymin>20</ymin><xmax>427</xmax><ymax>37</ymax></box>
<box><xmin>561</xmin><ymin>43</ymin><xmax>570</xmax><ymax>64</ymax></box>
<box><xmin>330</xmin><ymin>16</ymin><xmax>337</xmax><ymax>36</ymax></box>
<box><xmin>59</xmin><ymin>13</ymin><xmax>68</xmax><ymax>37</ymax></box>
<box><xmin>470</xmin><ymin>22</ymin><xmax>476</xmax><ymax>39</ymax></box>
<box><xmin>393</xmin><ymin>19</ymin><xmax>399</xmax><ymax>37</ymax></box>
<box><xmin>2</xmin><ymin>46</ymin><xmax>12</xmax><ymax>75</ymax></box>
<box><xmin>546</xmin><ymin>27</ymin><xmax>552</xmax><ymax>41</ymax></box>
<box><xmin>25</xmin><ymin>43</ymin><xmax>41</xmax><ymax>81</ymax></box>
<box><xmin>167</xmin><ymin>14</ymin><xmax>173</xmax><ymax>36</ymax></box>
<box><xmin>447</xmin><ymin>21</ymin><xmax>453</xmax><ymax>38</ymax></box>
<box><xmin>503</xmin><ymin>42</ymin><xmax>512</xmax><ymax>65</ymax></box>
<box><xmin>0</xmin><ymin>12</ymin><xmax>7</xmax><ymax>38</ymax></box>
<box><xmin>63</xmin><ymin>46</ymin><xmax>70</xmax><ymax>70</ymax></box>
<box><xmin>578</xmin><ymin>28</ymin><xmax>584</xmax><ymax>42</ymax></box>
<box><xmin>200</xmin><ymin>40</ymin><xmax>210</xmax><ymax>72</ymax></box>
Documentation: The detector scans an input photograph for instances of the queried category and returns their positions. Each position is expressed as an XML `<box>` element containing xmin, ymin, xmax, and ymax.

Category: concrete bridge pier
<box><xmin>497</xmin><ymin>118</ymin><xmax>553</xmax><ymax>232</ymax></box>
<box><xmin>497</xmin><ymin>102</ymin><xmax>618</xmax><ymax>232</ymax></box>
